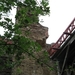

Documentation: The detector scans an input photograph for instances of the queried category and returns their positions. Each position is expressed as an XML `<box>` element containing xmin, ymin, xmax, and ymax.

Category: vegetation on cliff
<box><xmin>0</xmin><ymin>0</ymin><xmax>51</xmax><ymax>71</ymax></box>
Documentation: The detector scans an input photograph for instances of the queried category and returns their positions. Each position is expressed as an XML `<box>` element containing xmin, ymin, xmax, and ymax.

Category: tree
<box><xmin>0</xmin><ymin>0</ymin><xmax>50</xmax><ymax>70</ymax></box>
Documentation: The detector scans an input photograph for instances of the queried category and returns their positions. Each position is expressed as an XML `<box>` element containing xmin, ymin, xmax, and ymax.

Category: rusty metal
<box><xmin>48</xmin><ymin>18</ymin><xmax>75</xmax><ymax>56</ymax></box>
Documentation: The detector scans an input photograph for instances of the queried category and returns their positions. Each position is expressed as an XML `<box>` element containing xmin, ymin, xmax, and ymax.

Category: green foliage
<box><xmin>0</xmin><ymin>0</ymin><xmax>50</xmax><ymax>70</ymax></box>
<box><xmin>15</xmin><ymin>67</ymin><xmax>23</xmax><ymax>75</ymax></box>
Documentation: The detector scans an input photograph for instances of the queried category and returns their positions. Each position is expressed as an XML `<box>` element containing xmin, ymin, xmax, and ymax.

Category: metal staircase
<box><xmin>48</xmin><ymin>18</ymin><xmax>75</xmax><ymax>75</ymax></box>
<box><xmin>48</xmin><ymin>18</ymin><xmax>75</xmax><ymax>56</ymax></box>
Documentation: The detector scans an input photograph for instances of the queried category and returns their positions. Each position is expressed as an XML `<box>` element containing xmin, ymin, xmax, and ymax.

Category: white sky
<box><xmin>0</xmin><ymin>0</ymin><xmax>75</xmax><ymax>44</ymax></box>
<box><xmin>39</xmin><ymin>0</ymin><xmax>75</xmax><ymax>44</ymax></box>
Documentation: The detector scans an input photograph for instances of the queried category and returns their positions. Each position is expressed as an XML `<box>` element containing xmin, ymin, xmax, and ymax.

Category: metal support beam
<box><xmin>61</xmin><ymin>45</ymin><xmax>70</xmax><ymax>75</ymax></box>
<box><xmin>56</xmin><ymin>61</ymin><xmax>61</xmax><ymax>75</ymax></box>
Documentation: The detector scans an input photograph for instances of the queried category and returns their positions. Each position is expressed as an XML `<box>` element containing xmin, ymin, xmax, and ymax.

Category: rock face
<box><xmin>12</xmin><ymin>23</ymin><xmax>57</xmax><ymax>75</ymax></box>
<box><xmin>21</xmin><ymin>23</ymin><xmax>49</xmax><ymax>47</ymax></box>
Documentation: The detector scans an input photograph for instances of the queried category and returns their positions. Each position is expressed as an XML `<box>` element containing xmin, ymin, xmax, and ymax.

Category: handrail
<box><xmin>48</xmin><ymin>18</ymin><xmax>75</xmax><ymax>56</ymax></box>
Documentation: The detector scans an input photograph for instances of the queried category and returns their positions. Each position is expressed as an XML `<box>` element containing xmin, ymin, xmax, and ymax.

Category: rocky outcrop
<box><xmin>12</xmin><ymin>23</ymin><xmax>57</xmax><ymax>75</ymax></box>
<box><xmin>21</xmin><ymin>23</ymin><xmax>48</xmax><ymax>47</ymax></box>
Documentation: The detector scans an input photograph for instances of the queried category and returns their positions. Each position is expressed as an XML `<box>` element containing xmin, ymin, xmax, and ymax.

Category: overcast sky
<box><xmin>0</xmin><ymin>0</ymin><xmax>75</xmax><ymax>44</ymax></box>
<box><xmin>39</xmin><ymin>0</ymin><xmax>75</xmax><ymax>44</ymax></box>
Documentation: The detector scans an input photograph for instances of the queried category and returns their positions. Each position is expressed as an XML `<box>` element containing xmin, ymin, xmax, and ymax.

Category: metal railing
<box><xmin>48</xmin><ymin>18</ymin><xmax>75</xmax><ymax>56</ymax></box>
